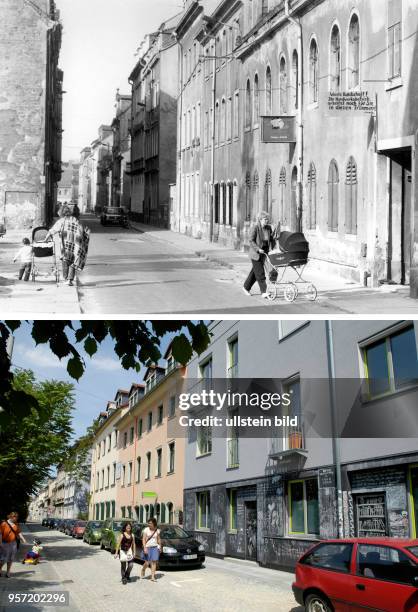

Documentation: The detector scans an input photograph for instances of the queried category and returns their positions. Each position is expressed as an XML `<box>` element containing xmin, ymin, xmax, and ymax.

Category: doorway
<box><xmin>244</xmin><ymin>501</ymin><xmax>257</xmax><ymax>561</ymax></box>
<box><xmin>386</xmin><ymin>148</ymin><xmax>412</xmax><ymax>285</ymax></box>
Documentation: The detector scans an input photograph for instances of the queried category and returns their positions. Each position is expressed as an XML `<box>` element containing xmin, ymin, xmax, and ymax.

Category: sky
<box><xmin>10</xmin><ymin>322</ymin><xmax>174</xmax><ymax>439</ymax></box>
<box><xmin>58</xmin><ymin>0</ymin><xmax>185</xmax><ymax>161</ymax></box>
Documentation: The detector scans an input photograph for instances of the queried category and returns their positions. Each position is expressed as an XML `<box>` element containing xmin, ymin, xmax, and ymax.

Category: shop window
<box><xmin>330</xmin><ymin>25</ymin><xmax>341</xmax><ymax>92</ymax></box>
<box><xmin>328</xmin><ymin>159</ymin><xmax>339</xmax><ymax>232</ymax></box>
<box><xmin>357</xmin><ymin>545</ymin><xmax>416</xmax><ymax>584</ymax></box>
<box><xmin>345</xmin><ymin>157</ymin><xmax>358</xmax><ymax>234</ymax></box>
<box><xmin>361</xmin><ymin>324</ymin><xmax>418</xmax><ymax>399</ymax></box>
<box><xmin>197</xmin><ymin>491</ymin><xmax>211</xmax><ymax>529</ymax></box>
<box><xmin>309</xmin><ymin>38</ymin><xmax>319</xmax><ymax>104</ymax></box>
<box><xmin>302</xmin><ymin>543</ymin><xmax>353</xmax><ymax>573</ymax></box>
<box><xmin>307</xmin><ymin>162</ymin><xmax>317</xmax><ymax>229</ymax></box>
<box><xmin>288</xmin><ymin>479</ymin><xmax>319</xmax><ymax>535</ymax></box>
<box><xmin>348</xmin><ymin>14</ymin><xmax>360</xmax><ymax>88</ymax></box>
<box><xmin>229</xmin><ymin>489</ymin><xmax>238</xmax><ymax>531</ymax></box>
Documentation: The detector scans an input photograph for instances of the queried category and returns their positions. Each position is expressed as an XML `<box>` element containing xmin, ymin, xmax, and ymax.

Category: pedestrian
<box><xmin>140</xmin><ymin>517</ymin><xmax>161</xmax><ymax>582</ymax></box>
<box><xmin>0</xmin><ymin>512</ymin><xmax>27</xmax><ymax>577</ymax></box>
<box><xmin>243</xmin><ymin>211</ymin><xmax>277</xmax><ymax>298</ymax></box>
<box><xmin>72</xmin><ymin>203</ymin><xmax>80</xmax><ymax>220</ymax></box>
<box><xmin>46</xmin><ymin>204</ymin><xmax>90</xmax><ymax>286</ymax></box>
<box><xmin>114</xmin><ymin>522</ymin><xmax>136</xmax><ymax>585</ymax></box>
<box><xmin>13</xmin><ymin>237</ymin><xmax>32</xmax><ymax>281</ymax></box>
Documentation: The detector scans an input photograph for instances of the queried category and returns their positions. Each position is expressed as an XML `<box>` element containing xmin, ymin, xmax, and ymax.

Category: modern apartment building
<box><xmin>114</xmin><ymin>343</ymin><xmax>186</xmax><ymax>524</ymax></box>
<box><xmin>183</xmin><ymin>320</ymin><xmax>418</xmax><ymax>569</ymax></box>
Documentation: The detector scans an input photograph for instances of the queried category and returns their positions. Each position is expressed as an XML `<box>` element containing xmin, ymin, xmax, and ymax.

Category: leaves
<box><xmin>84</xmin><ymin>336</ymin><xmax>98</xmax><ymax>357</ymax></box>
<box><xmin>171</xmin><ymin>333</ymin><xmax>194</xmax><ymax>365</ymax></box>
<box><xmin>67</xmin><ymin>356</ymin><xmax>84</xmax><ymax>381</ymax></box>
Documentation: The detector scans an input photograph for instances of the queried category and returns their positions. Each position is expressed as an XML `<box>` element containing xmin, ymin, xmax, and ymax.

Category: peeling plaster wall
<box><xmin>0</xmin><ymin>0</ymin><xmax>48</xmax><ymax>228</ymax></box>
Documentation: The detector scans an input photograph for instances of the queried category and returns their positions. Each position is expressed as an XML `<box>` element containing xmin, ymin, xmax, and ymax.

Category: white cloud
<box><xmin>15</xmin><ymin>345</ymin><xmax>66</xmax><ymax>370</ymax></box>
<box><xmin>89</xmin><ymin>356</ymin><xmax>122</xmax><ymax>372</ymax></box>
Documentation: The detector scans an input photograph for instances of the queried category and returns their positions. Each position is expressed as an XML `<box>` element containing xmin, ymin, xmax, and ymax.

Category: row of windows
<box><xmin>121</xmin><ymin>397</ymin><xmax>176</xmax><ymax>448</ymax></box>
<box><xmin>121</xmin><ymin>502</ymin><xmax>175</xmax><ymax>524</ymax></box>
<box><xmin>95</xmin><ymin>442</ymin><xmax>176</xmax><ymax>491</ymax></box>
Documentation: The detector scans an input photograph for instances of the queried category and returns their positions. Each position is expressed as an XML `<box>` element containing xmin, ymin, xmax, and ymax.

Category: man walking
<box><xmin>0</xmin><ymin>512</ymin><xmax>27</xmax><ymax>577</ymax></box>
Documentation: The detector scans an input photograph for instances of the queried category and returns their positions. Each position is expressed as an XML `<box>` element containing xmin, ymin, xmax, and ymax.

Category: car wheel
<box><xmin>305</xmin><ymin>593</ymin><xmax>333</xmax><ymax>612</ymax></box>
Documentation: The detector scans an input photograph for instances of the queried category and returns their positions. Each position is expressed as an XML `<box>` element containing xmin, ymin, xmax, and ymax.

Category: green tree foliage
<box><xmin>0</xmin><ymin>320</ymin><xmax>210</xmax><ymax>427</ymax></box>
<box><xmin>0</xmin><ymin>370</ymin><xmax>74</xmax><ymax>519</ymax></box>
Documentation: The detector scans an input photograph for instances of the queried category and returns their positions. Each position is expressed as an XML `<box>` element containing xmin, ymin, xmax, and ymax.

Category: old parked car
<box><xmin>292</xmin><ymin>538</ymin><xmax>418</xmax><ymax>612</ymax></box>
<box><xmin>83</xmin><ymin>521</ymin><xmax>103</xmax><ymax>545</ymax></box>
<box><xmin>100</xmin><ymin>519</ymin><xmax>126</xmax><ymax>554</ymax></box>
<box><xmin>64</xmin><ymin>520</ymin><xmax>77</xmax><ymax>536</ymax></box>
<box><xmin>133</xmin><ymin>524</ymin><xmax>205</xmax><ymax>569</ymax></box>
<box><xmin>41</xmin><ymin>518</ymin><xmax>49</xmax><ymax>527</ymax></box>
<box><xmin>71</xmin><ymin>520</ymin><xmax>87</xmax><ymax>539</ymax></box>
<box><xmin>100</xmin><ymin>207</ymin><xmax>128</xmax><ymax>227</ymax></box>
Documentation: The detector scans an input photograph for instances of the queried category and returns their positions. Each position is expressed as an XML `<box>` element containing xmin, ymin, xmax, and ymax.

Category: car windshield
<box><xmin>76</xmin><ymin>521</ymin><xmax>86</xmax><ymax>526</ymax></box>
<box><xmin>89</xmin><ymin>522</ymin><xmax>102</xmax><ymax>529</ymax></box>
<box><xmin>407</xmin><ymin>546</ymin><xmax>418</xmax><ymax>559</ymax></box>
<box><xmin>160</xmin><ymin>526</ymin><xmax>191</xmax><ymax>539</ymax></box>
<box><xmin>106</xmin><ymin>208</ymin><xmax>120</xmax><ymax>213</ymax></box>
<box><xmin>113</xmin><ymin>521</ymin><xmax>124</xmax><ymax>531</ymax></box>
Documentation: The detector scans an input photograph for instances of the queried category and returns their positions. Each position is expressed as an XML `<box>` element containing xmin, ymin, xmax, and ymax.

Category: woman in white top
<box><xmin>141</xmin><ymin>517</ymin><xmax>161</xmax><ymax>582</ymax></box>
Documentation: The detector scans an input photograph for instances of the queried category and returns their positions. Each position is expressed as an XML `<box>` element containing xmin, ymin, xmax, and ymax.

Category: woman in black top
<box><xmin>114</xmin><ymin>522</ymin><xmax>136</xmax><ymax>584</ymax></box>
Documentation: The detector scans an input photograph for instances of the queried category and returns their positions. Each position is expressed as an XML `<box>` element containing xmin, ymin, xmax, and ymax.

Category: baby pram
<box><xmin>31</xmin><ymin>227</ymin><xmax>60</xmax><ymax>284</ymax></box>
<box><xmin>264</xmin><ymin>231</ymin><xmax>317</xmax><ymax>302</ymax></box>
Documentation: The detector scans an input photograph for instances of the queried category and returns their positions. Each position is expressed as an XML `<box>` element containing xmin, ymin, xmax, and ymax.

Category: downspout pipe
<box><xmin>284</xmin><ymin>0</ymin><xmax>304</xmax><ymax>231</ymax></box>
<box><xmin>325</xmin><ymin>321</ymin><xmax>344</xmax><ymax>539</ymax></box>
<box><xmin>174</xmin><ymin>32</ymin><xmax>184</xmax><ymax>233</ymax></box>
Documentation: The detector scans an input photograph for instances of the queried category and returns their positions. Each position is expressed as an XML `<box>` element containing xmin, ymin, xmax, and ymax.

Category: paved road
<box><xmin>77</xmin><ymin>217</ymin><xmax>337</xmax><ymax>315</ymax></box>
<box><xmin>0</xmin><ymin>525</ymin><xmax>302</xmax><ymax>612</ymax></box>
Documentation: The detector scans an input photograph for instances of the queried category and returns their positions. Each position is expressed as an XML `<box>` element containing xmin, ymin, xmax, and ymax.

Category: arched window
<box><xmin>215</xmin><ymin>101</ymin><xmax>220</xmax><ymax>145</ymax></box>
<box><xmin>345</xmin><ymin>156</ymin><xmax>358</xmax><ymax>234</ymax></box>
<box><xmin>279</xmin><ymin>167</ymin><xmax>286</xmax><ymax>224</ymax></box>
<box><xmin>348</xmin><ymin>14</ymin><xmax>360</xmax><ymax>89</ymax></box>
<box><xmin>291</xmin><ymin>166</ymin><xmax>298</xmax><ymax>231</ymax></box>
<box><xmin>214</xmin><ymin>183</ymin><xmax>220</xmax><ymax>224</ymax></box>
<box><xmin>279</xmin><ymin>56</ymin><xmax>288</xmax><ymax>114</ymax></box>
<box><xmin>328</xmin><ymin>160</ymin><xmax>339</xmax><ymax>232</ymax></box>
<box><xmin>245</xmin><ymin>79</ymin><xmax>251</xmax><ymax>128</ymax></box>
<box><xmin>156</xmin><ymin>503</ymin><xmax>161</xmax><ymax>523</ymax></box>
<box><xmin>292</xmin><ymin>50</ymin><xmax>299</xmax><ymax>110</ymax></box>
<box><xmin>253</xmin><ymin>74</ymin><xmax>259</xmax><ymax>124</ymax></box>
<box><xmin>221</xmin><ymin>98</ymin><xmax>226</xmax><ymax>142</ymax></box>
<box><xmin>309</xmin><ymin>39</ymin><xmax>319</xmax><ymax>104</ymax></box>
<box><xmin>265</xmin><ymin>66</ymin><xmax>272</xmax><ymax>115</ymax></box>
<box><xmin>264</xmin><ymin>169</ymin><xmax>272</xmax><ymax>217</ymax></box>
<box><xmin>227</xmin><ymin>181</ymin><xmax>233</xmax><ymax>226</ymax></box>
<box><xmin>245</xmin><ymin>171</ymin><xmax>251</xmax><ymax>221</ymax></box>
<box><xmin>253</xmin><ymin>171</ymin><xmax>259</xmax><ymax>218</ymax></box>
<box><xmin>167</xmin><ymin>502</ymin><xmax>174</xmax><ymax>524</ymax></box>
<box><xmin>222</xmin><ymin>181</ymin><xmax>227</xmax><ymax>225</ymax></box>
<box><xmin>330</xmin><ymin>25</ymin><xmax>341</xmax><ymax>92</ymax></box>
<box><xmin>307</xmin><ymin>162</ymin><xmax>317</xmax><ymax>230</ymax></box>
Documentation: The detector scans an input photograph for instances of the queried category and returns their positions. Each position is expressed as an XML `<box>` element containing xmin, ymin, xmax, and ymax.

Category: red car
<box><xmin>71</xmin><ymin>521</ymin><xmax>87</xmax><ymax>539</ymax></box>
<box><xmin>292</xmin><ymin>538</ymin><xmax>418</xmax><ymax>612</ymax></box>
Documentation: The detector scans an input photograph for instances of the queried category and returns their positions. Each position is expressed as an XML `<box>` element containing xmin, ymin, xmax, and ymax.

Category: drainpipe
<box><xmin>174</xmin><ymin>32</ymin><xmax>184</xmax><ymax>233</ymax></box>
<box><xmin>325</xmin><ymin>321</ymin><xmax>344</xmax><ymax>539</ymax></box>
<box><xmin>209</xmin><ymin>39</ymin><xmax>216</xmax><ymax>243</ymax></box>
<box><xmin>284</xmin><ymin>0</ymin><xmax>304</xmax><ymax>232</ymax></box>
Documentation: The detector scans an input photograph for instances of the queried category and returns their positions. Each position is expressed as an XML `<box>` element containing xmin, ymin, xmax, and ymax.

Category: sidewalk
<box><xmin>129</xmin><ymin>221</ymin><xmax>418</xmax><ymax>313</ymax></box>
<box><xmin>0</xmin><ymin>524</ymin><xmax>79</xmax><ymax>612</ymax></box>
<box><xmin>0</xmin><ymin>230</ymin><xmax>80</xmax><ymax>314</ymax></box>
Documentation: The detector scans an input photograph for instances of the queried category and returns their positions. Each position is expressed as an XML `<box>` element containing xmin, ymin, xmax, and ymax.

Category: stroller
<box><xmin>31</xmin><ymin>227</ymin><xmax>60</xmax><ymax>284</ymax></box>
<box><xmin>264</xmin><ymin>231</ymin><xmax>317</xmax><ymax>303</ymax></box>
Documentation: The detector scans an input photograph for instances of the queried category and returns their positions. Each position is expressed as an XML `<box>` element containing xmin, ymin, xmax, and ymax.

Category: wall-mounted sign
<box><xmin>355</xmin><ymin>493</ymin><xmax>388</xmax><ymax>537</ymax></box>
<box><xmin>261</xmin><ymin>116</ymin><xmax>296</xmax><ymax>143</ymax></box>
<box><xmin>328</xmin><ymin>91</ymin><xmax>376</xmax><ymax>116</ymax></box>
<box><xmin>142</xmin><ymin>491</ymin><xmax>157</xmax><ymax>498</ymax></box>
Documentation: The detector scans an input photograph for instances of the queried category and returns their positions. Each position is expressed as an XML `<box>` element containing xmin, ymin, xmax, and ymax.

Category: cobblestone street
<box><xmin>0</xmin><ymin>525</ymin><xmax>301</xmax><ymax>612</ymax></box>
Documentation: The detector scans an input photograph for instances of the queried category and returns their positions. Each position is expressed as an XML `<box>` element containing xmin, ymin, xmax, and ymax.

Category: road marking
<box><xmin>170</xmin><ymin>578</ymin><xmax>203</xmax><ymax>588</ymax></box>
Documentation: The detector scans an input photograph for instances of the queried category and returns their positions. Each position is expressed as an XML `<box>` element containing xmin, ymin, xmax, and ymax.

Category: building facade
<box><xmin>111</xmin><ymin>91</ymin><xmax>132</xmax><ymax>209</ymax></box>
<box><xmin>0</xmin><ymin>0</ymin><xmax>63</xmax><ymax>229</ymax></box>
<box><xmin>128</xmin><ymin>16</ymin><xmax>180</xmax><ymax>227</ymax></box>
<box><xmin>90</xmin><ymin>125</ymin><xmax>113</xmax><ymax>215</ymax></box>
<box><xmin>58</xmin><ymin>160</ymin><xmax>79</xmax><ymax>209</ymax></box>
<box><xmin>89</xmin><ymin>390</ymin><xmax>129</xmax><ymax>521</ymax></box>
<box><xmin>78</xmin><ymin>147</ymin><xmax>92</xmax><ymax>213</ymax></box>
<box><xmin>114</xmin><ymin>346</ymin><xmax>186</xmax><ymax>524</ymax></box>
<box><xmin>174</xmin><ymin>0</ymin><xmax>418</xmax><ymax>292</ymax></box>
<box><xmin>183</xmin><ymin>320</ymin><xmax>418</xmax><ymax>569</ymax></box>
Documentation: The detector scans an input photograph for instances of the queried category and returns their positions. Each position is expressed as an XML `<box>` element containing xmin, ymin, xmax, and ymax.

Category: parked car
<box><xmin>292</xmin><ymin>538</ymin><xmax>418</xmax><ymax>612</ymax></box>
<box><xmin>48</xmin><ymin>518</ymin><xmax>59</xmax><ymax>529</ymax></box>
<box><xmin>41</xmin><ymin>518</ymin><xmax>49</xmax><ymax>527</ymax></box>
<box><xmin>83</xmin><ymin>521</ymin><xmax>103</xmax><ymax>545</ymax></box>
<box><xmin>100</xmin><ymin>519</ymin><xmax>128</xmax><ymax>554</ymax></box>
<box><xmin>64</xmin><ymin>520</ymin><xmax>77</xmax><ymax>536</ymax></box>
<box><xmin>100</xmin><ymin>207</ymin><xmax>128</xmax><ymax>227</ymax></box>
<box><xmin>71</xmin><ymin>520</ymin><xmax>87</xmax><ymax>539</ymax></box>
<box><xmin>133</xmin><ymin>524</ymin><xmax>205</xmax><ymax>569</ymax></box>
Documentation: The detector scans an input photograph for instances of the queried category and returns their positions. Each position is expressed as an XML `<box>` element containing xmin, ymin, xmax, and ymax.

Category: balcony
<box><xmin>227</xmin><ymin>437</ymin><xmax>239</xmax><ymax>469</ymax></box>
<box><xmin>269</xmin><ymin>423</ymin><xmax>307</xmax><ymax>471</ymax></box>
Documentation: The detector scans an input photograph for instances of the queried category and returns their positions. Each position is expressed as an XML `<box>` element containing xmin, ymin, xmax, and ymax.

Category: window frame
<box><xmin>229</xmin><ymin>488</ymin><xmax>238</xmax><ymax>532</ymax></box>
<box><xmin>356</xmin><ymin>543</ymin><xmax>418</xmax><ymax>584</ymax></box>
<box><xmin>197</xmin><ymin>491</ymin><xmax>211</xmax><ymax>530</ymax></box>
<box><xmin>288</xmin><ymin>478</ymin><xmax>319</xmax><ymax>536</ymax></box>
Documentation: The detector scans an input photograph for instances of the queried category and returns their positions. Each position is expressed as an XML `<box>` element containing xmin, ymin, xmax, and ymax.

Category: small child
<box><xmin>13</xmin><ymin>237</ymin><xmax>33</xmax><ymax>281</ymax></box>
<box><xmin>22</xmin><ymin>539</ymin><xmax>43</xmax><ymax>565</ymax></box>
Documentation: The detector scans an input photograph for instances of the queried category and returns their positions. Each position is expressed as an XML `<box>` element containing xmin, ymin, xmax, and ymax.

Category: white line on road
<box><xmin>170</xmin><ymin>578</ymin><xmax>203</xmax><ymax>588</ymax></box>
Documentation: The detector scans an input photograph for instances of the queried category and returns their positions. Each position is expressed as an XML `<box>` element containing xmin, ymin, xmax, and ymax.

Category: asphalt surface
<box><xmin>0</xmin><ymin>524</ymin><xmax>302</xmax><ymax>612</ymax></box>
